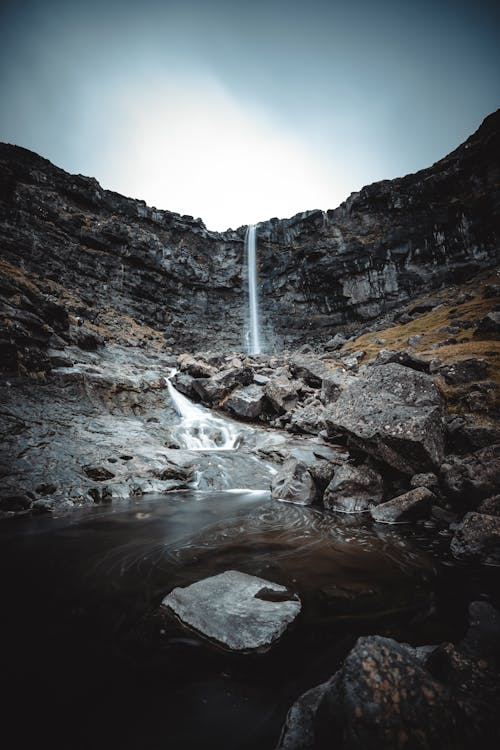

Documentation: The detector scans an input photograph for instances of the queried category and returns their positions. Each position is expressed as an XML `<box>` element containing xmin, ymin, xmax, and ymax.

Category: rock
<box><xmin>316</xmin><ymin>636</ymin><xmax>461</xmax><ymax>750</ymax></box>
<box><xmin>74</xmin><ymin>326</ymin><xmax>104</xmax><ymax>351</ymax></box>
<box><xmin>408</xmin><ymin>297</ymin><xmax>445</xmax><ymax>315</ymax></box>
<box><xmin>224</xmin><ymin>384</ymin><xmax>265</xmax><ymax>419</ymax></box>
<box><xmin>287</xmin><ymin>403</ymin><xmax>325</xmax><ymax>435</ymax></box>
<box><xmin>276</xmin><ymin>680</ymin><xmax>331</xmax><ymax>750</ymax></box>
<box><xmin>325</xmin><ymin>363</ymin><xmax>445</xmax><ymax>475</ymax></box>
<box><xmin>323</xmin><ymin>463</ymin><xmax>383</xmax><ymax>513</ymax></box>
<box><xmin>437</xmin><ymin>358</ymin><xmax>489</xmax><ymax>384</ymax></box>
<box><xmin>264</xmin><ymin>376</ymin><xmax>299</xmax><ymax>414</ymax></box>
<box><xmin>474</xmin><ymin>311</ymin><xmax>500</xmax><ymax>338</ymax></box>
<box><xmin>170</xmin><ymin>371</ymin><xmax>197</xmax><ymax>399</ymax></box>
<box><xmin>162</xmin><ymin>570</ymin><xmax>301</xmax><ymax>651</ymax></box>
<box><xmin>324</xmin><ymin>333</ymin><xmax>347</xmax><ymax>351</ymax></box>
<box><xmin>450</xmin><ymin>512</ymin><xmax>500</xmax><ymax>564</ymax></box>
<box><xmin>192</xmin><ymin>366</ymin><xmax>253</xmax><ymax>403</ymax></box>
<box><xmin>83</xmin><ymin>465</ymin><xmax>115</xmax><ymax>481</ymax></box>
<box><xmin>177</xmin><ymin>353</ymin><xmax>214</xmax><ymax>378</ymax></box>
<box><xmin>440</xmin><ymin>444</ymin><xmax>500</xmax><ymax>504</ymax></box>
<box><xmin>477</xmin><ymin>494</ymin><xmax>500</xmax><ymax>516</ymax></box>
<box><xmin>371</xmin><ymin>487</ymin><xmax>435</xmax><ymax>523</ymax></box>
<box><xmin>445</xmin><ymin>415</ymin><xmax>500</xmax><ymax>454</ymax></box>
<box><xmin>271</xmin><ymin>458</ymin><xmax>318</xmax><ymax>506</ymax></box>
<box><xmin>407</xmin><ymin>334</ymin><xmax>423</xmax><ymax>346</ymax></box>
<box><xmin>289</xmin><ymin>355</ymin><xmax>335</xmax><ymax>387</ymax></box>
<box><xmin>320</xmin><ymin>368</ymin><xmax>354</xmax><ymax>403</ymax></box>
<box><xmin>410</xmin><ymin>472</ymin><xmax>439</xmax><ymax>493</ymax></box>
<box><xmin>371</xmin><ymin>348</ymin><xmax>430</xmax><ymax>373</ymax></box>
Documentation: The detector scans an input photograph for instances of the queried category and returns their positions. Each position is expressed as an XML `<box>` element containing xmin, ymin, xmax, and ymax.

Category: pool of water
<box><xmin>1</xmin><ymin>490</ymin><xmax>498</xmax><ymax>749</ymax></box>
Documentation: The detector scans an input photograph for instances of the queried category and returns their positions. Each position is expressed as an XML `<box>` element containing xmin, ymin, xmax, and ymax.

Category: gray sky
<box><xmin>1</xmin><ymin>0</ymin><xmax>499</xmax><ymax>229</ymax></box>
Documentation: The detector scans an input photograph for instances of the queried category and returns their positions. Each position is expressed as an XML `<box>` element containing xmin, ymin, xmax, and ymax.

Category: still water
<box><xmin>1</xmin><ymin>490</ymin><xmax>497</xmax><ymax>749</ymax></box>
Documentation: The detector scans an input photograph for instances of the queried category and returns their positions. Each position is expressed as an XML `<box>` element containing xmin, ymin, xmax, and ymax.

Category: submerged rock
<box><xmin>323</xmin><ymin>463</ymin><xmax>383</xmax><ymax>513</ymax></box>
<box><xmin>162</xmin><ymin>570</ymin><xmax>301</xmax><ymax>651</ymax></box>
<box><xmin>325</xmin><ymin>363</ymin><xmax>445</xmax><ymax>475</ymax></box>
<box><xmin>271</xmin><ymin>458</ymin><xmax>318</xmax><ymax>506</ymax></box>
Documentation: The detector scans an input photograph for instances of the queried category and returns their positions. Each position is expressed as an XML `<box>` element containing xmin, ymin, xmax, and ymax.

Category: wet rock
<box><xmin>170</xmin><ymin>371</ymin><xmax>198</xmax><ymax>399</ymax></box>
<box><xmin>323</xmin><ymin>463</ymin><xmax>383</xmax><ymax>513</ymax></box>
<box><xmin>450</xmin><ymin>512</ymin><xmax>500</xmax><ymax>564</ymax></box>
<box><xmin>162</xmin><ymin>570</ymin><xmax>301</xmax><ymax>651</ymax></box>
<box><xmin>271</xmin><ymin>458</ymin><xmax>318</xmax><ymax>506</ymax></box>
<box><xmin>276</xmin><ymin>680</ymin><xmax>331</xmax><ymax>750</ymax></box>
<box><xmin>83</xmin><ymin>465</ymin><xmax>116</xmax><ymax>481</ymax></box>
<box><xmin>473</xmin><ymin>311</ymin><xmax>500</xmax><ymax>338</ymax></box>
<box><xmin>224</xmin><ymin>383</ymin><xmax>266</xmax><ymax>419</ymax></box>
<box><xmin>325</xmin><ymin>364</ymin><xmax>445</xmax><ymax>475</ymax></box>
<box><xmin>440</xmin><ymin>444</ymin><xmax>500</xmax><ymax>504</ymax></box>
<box><xmin>192</xmin><ymin>366</ymin><xmax>253</xmax><ymax>403</ymax></box>
<box><xmin>371</xmin><ymin>487</ymin><xmax>435</xmax><ymax>523</ymax></box>
<box><xmin>264</xmin><ymin>375</ymin><xmax>299</xmax><ymax>414</ymax></box>
<box><xmin>316</xmin><ymin>637</ymin><xmax>460</xmax><ymax>750</ymax></box>
<box><xmin>177</xmin><ymin>353</ymin><xmax>215</xmax><ymax>378</ymax></box>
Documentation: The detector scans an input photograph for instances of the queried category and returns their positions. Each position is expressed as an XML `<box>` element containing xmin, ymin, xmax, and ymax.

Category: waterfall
<box><xmin>245</xmin><ymin>224</ymin><xmax>261</xmax><ymax>355</ymax></box>
<box><xmin>167</xmin><ymin>371</ymin><xmax>243</xmax><ymax>450</ymax></box>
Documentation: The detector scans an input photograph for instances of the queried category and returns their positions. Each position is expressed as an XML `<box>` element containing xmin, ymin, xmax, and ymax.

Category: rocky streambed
<box><xmin>1</xmin><ymin>333</ymin><xmax>500</xmax><ymax>748</ymax></box>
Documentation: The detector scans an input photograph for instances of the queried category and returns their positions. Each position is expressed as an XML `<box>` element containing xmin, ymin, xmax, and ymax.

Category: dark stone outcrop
<box><xmin>440</xmin><ymin>444</ymin><xmax>500</xmax><ymax>505</ymax></box>
<box><xmin>271</xmin><ymin>458</ymin><xmax>318</xmax><ymax>506</ymax></box>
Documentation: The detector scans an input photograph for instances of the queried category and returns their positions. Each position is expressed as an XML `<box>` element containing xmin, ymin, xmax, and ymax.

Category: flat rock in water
<box><xmin>162</xmin><ymin>570</ymin><xmax>301</xmax><ymax>651</ymax></box>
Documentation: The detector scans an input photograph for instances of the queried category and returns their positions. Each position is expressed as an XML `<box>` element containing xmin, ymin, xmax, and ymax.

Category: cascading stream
<box><xmin>245</xmin><ymin>224</ymin><xmax>261</xmax><ymax>355</ymax></box>
<box><xmin>167</xmin><ymin>370</ymin><xmax>243</xmax><ymax>450</ymax></box>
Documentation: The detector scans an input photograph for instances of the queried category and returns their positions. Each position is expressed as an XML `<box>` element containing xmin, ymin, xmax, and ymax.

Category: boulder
<box><xmin>477</xmin><ymin>494</ymin><xmax>500</xmax><ymax>516</ymax></box>
<box><xmin>290</xmin><ymin>355</ymin><xmax>335</xmax><ymax>387</ymax></box>
<box><xmin>192</xmin><ymin>366</ymin><xmax>253</xmax><ymax>403</ymax></box>
<box><xmin>324</xmin><ymin>333</ymin><xmax>348</xmax><ymax>351</ymax></box>
<box><xmin>440</xmin><ymin>444</ymin><xmax>500</xmax><ymax>504</ymax></box>
<box><xmin>271</xmin><ymin>458</ymin><xmax>318</xmax><ymax>506</ymax></box>
<box><xmin>278</xmin><ymin>636</ymin><xmax>461</xmax><ymax>750</ymax></box>
<box><xmin>320</xmin><ymin>368</ymin><xmax>354</xmax><ymax>403</ymax></box>
<box><xmin>445</xmin><ymin>416</ymin><xmax>500</xmax><ymax>454</ymax></box>
<box><xmin>325</xmin><ymin>363</ymin><xmax>445</xmax><ymax>475</ymax></box>
<box><xmin>450</xmin><ymin>512</ymin><xmax>500</xmax><ymax>564</ymax></box>
<box><xmin>473</xmin><ymin>311</ymin><xmax>500</xmax><ymax>338</ymax></box>
<box><xmin>437</xmin><ymin>358</ymin><xmax>489</xmax><ymax>384</ymax></box>
<box><xmin>287</xmin><ymin>403</ymin><xmax>325</xmax><ymax>435</ymax></box>
<box><xmin>162</xmin><ymin>570</ymin><xmax>301</xmax><ymax>651</ymax></box>
<box><xmin>371</xmin><ymin>348</ymin><xmax>431</xmax><ymax>373</ymax></box>
<box><xmin>224</xmin><ymin>384</ymin><xmax>265</xmax><ymax>419</ymax></box>
<box><xmin>371</xmin><ymin>487</ymin><xmax>435</xmax><ymax>523</ymax></box>
<box><xmin>323</xmin><ymin>464</ymin><xmax>383</xmax><ymax>513</ymax></box>
<box><xmin>410</xmin><ymin>472</ymin><xmax>440</xmax><ymax>493</ymax></box>
<box><xmin>264</xmin><ymin>376</ymin><xmax>299</xmax><ymax>414</ymax></box>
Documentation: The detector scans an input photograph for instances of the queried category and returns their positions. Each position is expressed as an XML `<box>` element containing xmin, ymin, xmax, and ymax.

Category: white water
<box><xmin>246</xmin><ymin>224</ymin><xmax>261</xmax><ymax>355</ymax></box>
<box><xmin>167</xmin><ymin>371</ymin><xmax>242</xmax><ymax>450</ymax></box>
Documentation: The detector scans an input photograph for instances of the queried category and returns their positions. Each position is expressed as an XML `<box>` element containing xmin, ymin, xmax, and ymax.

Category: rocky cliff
<box><xmin>0</xmin><ymin>110</ymin><xmax>499</xmax><ymax>368</ymax></box>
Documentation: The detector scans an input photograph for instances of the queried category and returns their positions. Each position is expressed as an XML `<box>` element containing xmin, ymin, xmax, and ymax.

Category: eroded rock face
<box><xmin>162</xmin><ymin>570</ymin><xmax>301</xmax><ymax>651</ymax></box>
<box><xmin>325</xmin><ymin>364</ymin><xmax>445</xmax><ymax>475</ymax></box>
<box><xmin>1</xmin><ymin>111</ymin><xmax>500</xmax><ymax>362</ymax></box>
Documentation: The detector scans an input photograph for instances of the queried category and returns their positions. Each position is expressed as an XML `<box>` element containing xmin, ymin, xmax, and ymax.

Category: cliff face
<box><xmin>0</xmin><ymin>110</ymin><xmax>499</xmax><ymax>363</ymax></box>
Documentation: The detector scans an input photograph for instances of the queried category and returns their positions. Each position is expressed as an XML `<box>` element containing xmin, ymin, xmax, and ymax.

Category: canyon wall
<box><xmin>0</xmin><ymin>110</ymin><xmax>499</xmax><ymax>363</ymax></box>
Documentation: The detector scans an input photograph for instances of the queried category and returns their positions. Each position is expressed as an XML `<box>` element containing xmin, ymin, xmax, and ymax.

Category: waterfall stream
<box><xmin>167</xmin><ymin>371</ymin><xmax>243</xmax><ymax>450</ymax></box>
<box><xmin>245</xmin><ymin>224</ymin><xmax>261</xmax><ymax>354</ymax></box>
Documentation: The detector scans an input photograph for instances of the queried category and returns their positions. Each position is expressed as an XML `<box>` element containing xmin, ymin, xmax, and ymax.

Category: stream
<box><xmin>1</xmin><ymin>383</ymin><xmax>499</xmax><ymax>749</ymax></box>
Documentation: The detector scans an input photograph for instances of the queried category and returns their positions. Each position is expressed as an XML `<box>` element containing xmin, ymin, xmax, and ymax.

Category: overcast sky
<box><xmin>0</xmin><ymin>0</ymin><xmax>499</xmax><ymax>230</ymax></box>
